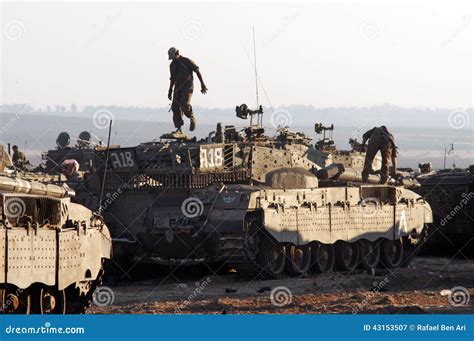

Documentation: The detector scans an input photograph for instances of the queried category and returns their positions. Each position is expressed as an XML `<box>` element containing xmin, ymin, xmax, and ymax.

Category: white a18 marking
<box><xmin>110</xmin><ymin>151</ymin><xmax>135</xmax><ymax>169</ymax></box>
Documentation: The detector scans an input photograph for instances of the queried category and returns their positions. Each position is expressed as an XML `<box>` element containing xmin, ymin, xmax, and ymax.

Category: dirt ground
<box><xmin>89</xmin><ymin>257</ymin><xmax>474</xmax><ymax>314</ymax></box>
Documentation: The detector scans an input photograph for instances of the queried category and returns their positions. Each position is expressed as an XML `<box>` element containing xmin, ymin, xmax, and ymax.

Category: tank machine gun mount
<box><xmin>234</xmin><ymin>103</ymin><xmax>267</xmax><ymax>141</ymax></box>
<box><xmin>314</xmin><ymin>123</ymin><xmax>335</xmax><ymax>151</ymax></box>
<box><xmin>236</xmin><ymin>103</ymin><xmax>263</xmax><ymax>126</ymax></box>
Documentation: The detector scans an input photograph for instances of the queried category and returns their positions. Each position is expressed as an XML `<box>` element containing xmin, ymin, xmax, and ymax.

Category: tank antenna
<box><xmin>451</xmin><ymin>143</ymin><xmax>455</xmax><ymax>169</ymax></box>
<box><xmin>252</xmin><ymin>26</ymin><xmax>260</xmax><ymax>127</ymax></box>
<box><xmin>443</xmin><ymin>146</ymin><xmax>447</xmax><ymax>169</ymax></box>
<box><xmin>98</xmin><ymin>120</ymin><xmax>113</xmax><ymax>215</ymax></box>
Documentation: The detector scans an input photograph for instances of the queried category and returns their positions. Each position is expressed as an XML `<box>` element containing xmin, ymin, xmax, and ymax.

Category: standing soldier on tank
<box><xmin>361</xmin><ymin>126</ymin><xmax>397</xmax><ymax>184</ymax></box>
<box><xmin>167</xmin><ymin>47</ymin><xmax>208</xmax><ymax>138</ymax></box>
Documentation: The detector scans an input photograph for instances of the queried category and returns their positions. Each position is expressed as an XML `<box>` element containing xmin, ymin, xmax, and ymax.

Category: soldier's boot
<box><xmin>361</xmin><ymin>168</ymin><xmax>370</xmax><ymax>183</ymax></box>
<box><xmin>170</xmin><ymin>128</ymin><xmax>185</xmax><ymax>139</ymax></box>
<box><xmin>189</xmin><ymin>116</ymin><xmax>196</xmax><ymax>132</ymax></box>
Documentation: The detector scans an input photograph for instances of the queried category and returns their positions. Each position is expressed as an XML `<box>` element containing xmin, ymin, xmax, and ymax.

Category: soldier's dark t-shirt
<box><xmin>363</xmin><ymin>127</ymin><xmax>397</xmax><ymax>155</ymax></box>
<box><xmin>169</xmin><ymin>56</ymin><xmax>199</xmax><ymax>91</ymax></box>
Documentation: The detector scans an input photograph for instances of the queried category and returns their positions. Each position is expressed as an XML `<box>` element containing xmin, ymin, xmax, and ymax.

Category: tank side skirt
<box><xmin>1</xmin><ymin>227</ymin><xmax>107</xmax><ymax>291</ymax></box>
<box><xmin>261</xmin><ymin>197</ymin><xmax>425</xmax><ymax>245</ymax></box>
<box><xmin>4</xmin><ymin>228</ymin><xmax>57</xmax><ymax>289</ymax></box>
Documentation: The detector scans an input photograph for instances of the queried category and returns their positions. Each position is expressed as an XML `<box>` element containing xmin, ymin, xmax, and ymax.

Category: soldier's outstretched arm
<box><xmin>195</xmin><ymin>69</ymin><xmax>208</xmax><ymax>94</ymax></box>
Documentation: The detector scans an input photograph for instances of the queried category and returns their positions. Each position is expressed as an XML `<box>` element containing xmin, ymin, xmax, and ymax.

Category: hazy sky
<box><xmin>1</xmin><ymin>1</ymin><xmax>472</xmax><ymax>109</ymax></box>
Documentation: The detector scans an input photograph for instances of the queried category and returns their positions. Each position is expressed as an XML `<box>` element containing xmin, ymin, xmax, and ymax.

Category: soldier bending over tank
<box><xmin>361</xmin><ymin>126</ymin><xmax>397</xmax><ymax>184</ymax></box>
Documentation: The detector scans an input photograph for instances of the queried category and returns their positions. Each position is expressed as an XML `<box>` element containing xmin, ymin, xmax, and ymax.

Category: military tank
<box><xmin>0</xmin><ymin>145</ymin><xmax>112</xmax><ymax>314</ymax></box>
<box><xmin>415</xmin><ymin>166</ymin><xmax>474</xmax><ymax>253</ymax></box>
<box><xmin>42</xmin><ymin>131</ymin><xmax>102</xmax><ymax>174</ymax></box>
<box><xmin>72</xmin><ymin>105</ymin><xmax>431</xmax><ymax>278</ymax></box>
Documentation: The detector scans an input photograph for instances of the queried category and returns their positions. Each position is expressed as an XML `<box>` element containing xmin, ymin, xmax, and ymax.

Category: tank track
<box><xmin>228</xmin><ymin>255</ymin><xmax>272</xmax><ymax>279</ymax></box>
<box><xmin>65</xmin><ymin>266</ymin><xmax>105</xmax><ymax>314</ymax></box>
<box><xmin>218</xmin><ymin>233</ymin><xmax>278</xmax><ymax>279</ymax></box>
<box><xmin>402</xmin><ymin>224</ymin><xmax>430</xmax><ymax>264</ymax></box>
<box><xmin>223</xmin><ymin>226</ymin><xmax>429</xmax><ymax>279</ymax></box>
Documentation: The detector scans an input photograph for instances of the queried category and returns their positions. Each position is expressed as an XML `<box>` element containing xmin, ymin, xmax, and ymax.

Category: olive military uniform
<box><xmin>12</xmin><ymin>150</ymin><xmax>28</xmax><ymax>169</ymax></box>
<box><xmin>169</xmin><ymin>56</ymin><xmax>199</xmax><ymax>129</ymax></box>
<box><xmin>361</xmin><ymin>126</ymin><xmax>397</xmax><ymax>184</ymax></box>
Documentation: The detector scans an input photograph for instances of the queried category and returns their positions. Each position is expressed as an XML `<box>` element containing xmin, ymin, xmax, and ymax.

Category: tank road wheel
<box><xmin>359</xmin><ymin>240</ymin><xmax>380</xmax><ymax>270</ymax></box>
<box><xmin>380</xmin><ymin>238</ymin><xmax>404</xmax><ymax>268</ymax></box>
<box><xmin>310</xmin><ymin>242</ymin><xmax>335</xmax><ymax>273</ymax></box>
<box><xmin>335</xmin><ymin>241</ymin><xmax>360</xmax><ymax>271</ymax></box>
<box><xmin>0</xmin><ymin>287</ymin><xmax>31</xmax><ymax>314</ymax></box>
<box><xmin>257</xmin><ymin>236</ymin><xmax>286</xmax><ymax>277</ymax></box>
<box><xmin>286</xmin><ymin>244</ymin><xmax>312</xmax><ymax>276</ymax></box>
<box><xmin>31</xmin><ymin>286</ymin><xmax>66</xmax><ymax>314</ymax></box>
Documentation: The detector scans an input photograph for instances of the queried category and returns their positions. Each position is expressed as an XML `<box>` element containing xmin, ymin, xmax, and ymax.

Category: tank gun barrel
<box><xmin>0</xmin><ymin>176</ymin><xmax>75</xmax><ymax>198</ymax></box>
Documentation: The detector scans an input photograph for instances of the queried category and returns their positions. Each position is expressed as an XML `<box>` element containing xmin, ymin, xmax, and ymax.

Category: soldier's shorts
<box><xmin>172</xmin><ymin>88</ymin><xmax>194</xmax><ymax>129</ymax></box>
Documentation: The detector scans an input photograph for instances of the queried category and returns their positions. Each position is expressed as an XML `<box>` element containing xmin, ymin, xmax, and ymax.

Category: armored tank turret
<box><xmin>0</xmin><ymin>145</ymin><xmax>112</xmax><ymax>314</ymax></box>
<box><xmin>42</xmin><ymin>131</ymin><xmax>101</xmax><ymax>174</ymax></box>
<box><xmin>73</xmin><ymin>105</ymin><xmax>431</xmax><ymax>278</ymax></box>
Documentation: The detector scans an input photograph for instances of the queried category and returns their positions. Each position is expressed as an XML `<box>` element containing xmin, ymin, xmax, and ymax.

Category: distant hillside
<box><xmin>1</xmin><ymin>109</ymin><xmax>472</xmax><ymax>169</ymax></box>
<box><xmin>1</xmin><ymin>104</ymin><xmax>472</xmax><ymax>129</ymax></box>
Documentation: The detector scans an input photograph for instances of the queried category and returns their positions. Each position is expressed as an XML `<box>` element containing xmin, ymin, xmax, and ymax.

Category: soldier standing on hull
<box><xmin>167</xmin><ymin>47</ymin><xmax>207</xmax><ymax>138</ymax></box>
<box><xmin>361</xmin><ymin>126</ymin><xmax>397</xmax><ymax>184</ymax></box>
